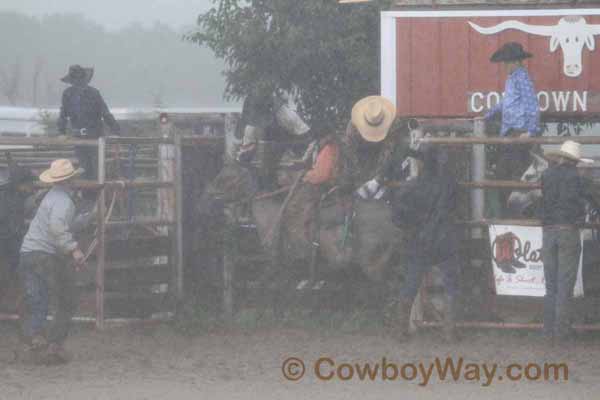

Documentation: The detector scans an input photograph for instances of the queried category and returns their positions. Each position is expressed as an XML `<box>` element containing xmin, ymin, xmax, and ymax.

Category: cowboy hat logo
<box><xmin>469</xmin><ymin>16</ymin><xmax>600</xmax><ymax>77</ymax></box>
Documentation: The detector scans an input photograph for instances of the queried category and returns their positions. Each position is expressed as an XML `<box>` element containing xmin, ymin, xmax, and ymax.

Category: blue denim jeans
<box><xmin>18</xmin><ymin>252</ymin><xmax>78</xmax><ymax>345</ymax></box>
<box><xmin>542</xmin><ymin>227</ymin><xmax>580</xmax><ymax>339</ymax></box>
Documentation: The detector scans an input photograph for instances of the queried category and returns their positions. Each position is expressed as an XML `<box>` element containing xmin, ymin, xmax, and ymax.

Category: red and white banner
<box><xmin>488</xmin><ymin>225</ymin><xmax>584</xmax><ymax>297</ymax></box>
<box><xmin>381</xmin><ymin>8</ymin><xmax>600</xmax><ymax>117</ymax></box>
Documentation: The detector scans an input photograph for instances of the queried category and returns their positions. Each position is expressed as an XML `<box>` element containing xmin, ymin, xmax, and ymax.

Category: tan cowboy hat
<box><xmin>39</xmin><ymin>159</ymin><xmax>84</xmax><ymax>183</ymax></box>
<box><xmin>544</xmin><ymin>140</ymin><xmax>593</xmax><ymax>164</ymax></box>
<box><xmin>351</xmin><ymin>96</ymin><xmax>396</xmax><ymax>142</ymax></box>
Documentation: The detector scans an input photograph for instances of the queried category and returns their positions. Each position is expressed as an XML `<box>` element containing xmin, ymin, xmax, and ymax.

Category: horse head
<box><xmin>197</xmin><ymin>163</ymin><xmax>258</xmax><ymax>217</ymax></box>
<box><xmin>507</xmin><ymin>152</ymin><xmax>548</xmax><ymax>217</ymax></box>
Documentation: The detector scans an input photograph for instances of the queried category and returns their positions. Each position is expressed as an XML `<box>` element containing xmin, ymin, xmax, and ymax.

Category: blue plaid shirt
<box><xmin>485</xmin><ymin>67</ymin><xmax>541</xmax><ymax>137</ymax></box>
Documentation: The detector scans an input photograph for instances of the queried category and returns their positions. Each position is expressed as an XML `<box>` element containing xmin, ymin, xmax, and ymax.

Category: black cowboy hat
<box><xmin>60</xmin><ymin>64</ymin><xmax>94</xmax><ymax>85</ymax></box>
<box><xmin>490</xmin><ymin>42</ymin><xmax>533</xmax><ymax>63</ymax></box>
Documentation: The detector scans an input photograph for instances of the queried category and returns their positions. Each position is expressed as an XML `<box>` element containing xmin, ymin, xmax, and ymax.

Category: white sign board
<box><xmin>488</xmin><ymin>225</ymin><xmax>584</xmax><ymax>297</ymax></box>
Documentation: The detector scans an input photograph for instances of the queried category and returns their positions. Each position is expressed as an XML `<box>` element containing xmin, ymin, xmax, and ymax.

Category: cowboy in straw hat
<box><xmin>336</xmin><ymin>96</ymin><xmax>397</xmax><ymax>214</ymax></box>
<box><xmin>351</xmin><ymin>95</ymin><xmax>396</xmax><ymax>143</ymax></box>
<box><xmin>482</xmin><ymin>42</ymin><xmax>541</xmax><ymax>217</ymax></box>
<box><xmin>39</xmin><ymin>158</ymin><xmax>85</xmax><ymax>184</ymax></box>
<box><xmin>18</xmin><ymin>159</ymin><xmax>86</xmax><ymax>364</ymax></box>
<box><xmin>540</xmin><ymin>141</ymin><xmax>599</xmax><ymax>345</ymax></box>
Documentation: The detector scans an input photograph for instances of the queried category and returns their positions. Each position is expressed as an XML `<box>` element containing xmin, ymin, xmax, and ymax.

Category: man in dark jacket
<box><xmin>0</xmin><ymin>156</ymin><xmax>35</xmax><ymax>302</ymax></box>
<box><xmin>541</xmin><ymin>141</ymin><xmax>598</xmax><ymax>344</ymax></box>
<box><xmin>391</xmin><ymin>144</ymin><xmax>461</xmax><ymax>342</ymax></box>
<box><xmin>57</xmin><ymin>65</ymin><xmax>120</xmax><ymax>181</ymax></box>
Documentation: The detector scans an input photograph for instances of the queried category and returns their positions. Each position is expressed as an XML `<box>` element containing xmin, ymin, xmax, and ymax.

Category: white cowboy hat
<box><xmin>351</xmin><ymin>96</ymin><xmax>396</xmax><ymax>143</ymax></box>
<box><xmin>544</xmin><ymin>140</ymin><xmax>593</xmax><ymax>164</ymax></box>
<box><xmin>39</xmin><ymin>159</ymin><xmax>84</xmax><ymax>183</ymax></box>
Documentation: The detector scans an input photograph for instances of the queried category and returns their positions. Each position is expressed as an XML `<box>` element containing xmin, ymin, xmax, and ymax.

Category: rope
<box><xmin>82</xmin><ymin>181</ymin><xmax>125</xmax><ymax>263</ymax></box>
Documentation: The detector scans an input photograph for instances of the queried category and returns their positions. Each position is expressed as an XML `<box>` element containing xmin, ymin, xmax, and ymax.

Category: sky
<box><xmin>0</xmin><ymin>0</ymin><xmax>212</xmax><ymax>30</ymax></box>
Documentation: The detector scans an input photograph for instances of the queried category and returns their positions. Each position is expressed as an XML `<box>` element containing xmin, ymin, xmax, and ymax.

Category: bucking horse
<box><xmin>198</xmin><ymin>92</ymin><xmax>414</xmax><ymax>314</ymax></box>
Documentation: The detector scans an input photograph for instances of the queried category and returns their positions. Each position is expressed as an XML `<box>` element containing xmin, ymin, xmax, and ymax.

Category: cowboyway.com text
<box><xmin>281</xmin><ymin>356</ymin><xmax>568</xmax><ymax>386</ymax></box>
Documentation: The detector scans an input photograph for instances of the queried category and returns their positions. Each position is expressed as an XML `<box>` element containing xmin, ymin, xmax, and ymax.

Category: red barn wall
<box><xmin>383</xmin><ymin>10</ymin><xmax>600</xmax><ymax>117</ymax></box>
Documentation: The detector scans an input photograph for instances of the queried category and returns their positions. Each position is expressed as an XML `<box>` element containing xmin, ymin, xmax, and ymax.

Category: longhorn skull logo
<box><xmin>469</xmin><ymin>16</ymin><xmax>600</xmax><ymax>77</ymax></box>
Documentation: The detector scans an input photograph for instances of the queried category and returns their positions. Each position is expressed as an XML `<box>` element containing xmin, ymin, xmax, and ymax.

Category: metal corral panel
<box><xmin>381</xmin><ymin>8</ymin><xmax>600</xmax><ymax>117</ymax></box>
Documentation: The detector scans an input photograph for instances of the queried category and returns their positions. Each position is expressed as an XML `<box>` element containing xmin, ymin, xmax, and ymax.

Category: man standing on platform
<box><xmin>542</xmin><ymin>141</ymin><xmax>598</xmax><ymax>345</ymax></box>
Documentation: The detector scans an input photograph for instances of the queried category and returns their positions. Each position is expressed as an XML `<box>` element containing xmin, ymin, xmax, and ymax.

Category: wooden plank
<box><xmin>180</xmin><ymin>136</ymin><xmax>225</xmax><ymax>146</ymax></box>
<box><xmin>104</xmin><ymin>265</ymin><xmax>171</xmax><ymax>292</ymax></box>
<box><xmin>30</xmin><ymin>180</ymin><xmax>173</xmax><ymax>190</ymax></box>
<box><xmin>440</xmin><ymin>17</ymin><xmax>470</xmax><ymax>116</ymax></box>
<box><xmin>0</xmin><ymin>135</ymin><xmax>222</xmax><ymax>148</ymax></box>
<box><xmin>590</xmin><ymin>15</ymin><xmax>600</xmax><ymax>95</ymax></box>
<box><xmin>410</xmin><ymin>18</ymin><xmax>441</xmax><ymax>116</ymax></box>
<box><xmin>528</xmin><ymin>16</ymin><xmax>562</xmax><ymax>93</ymax></box>
<box><xmin>500</xmin><ymin>16</ymin><xmax>530</xmax><ymax>64</ymax></box>
<box><xmin>396</xmin><ymin>17</ymin><xmax>412</xmax><ymax>116</ymax></box>
<box><xmin>106</xmin><ymin>237</ymin><xmax>172</xmax><ymax>260</ymax></box>
<box><xmin>0</xmin><ymin>137</ymin><xmax>97</xmax><ymax>147</ymax></box>
<box><xmin>105</xmin><ymin>219</ymin><xmax>175</xmax><ymax>229</ymax></box>
<box><xmin>104</xmin><ymin>292</ymin><xmax>171</xmax><ymax>319</ymax></box>
<box><xmin>468</xmin><ymin>16</ymin><xmax>501</xmax><ymax>109</ymax></box>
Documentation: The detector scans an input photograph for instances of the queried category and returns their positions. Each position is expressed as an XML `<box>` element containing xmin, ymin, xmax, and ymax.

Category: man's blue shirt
<box><xmin>485</xmin><ymin>67</ymin><xmax>541</xmax><ymax>136</ymax></box>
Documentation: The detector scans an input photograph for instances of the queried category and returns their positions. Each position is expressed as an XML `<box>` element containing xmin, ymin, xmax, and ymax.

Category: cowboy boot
<box><xmin>442</xmin><ymin>296</ymin><xmax>460</xmax><ymax>343</ymax></box>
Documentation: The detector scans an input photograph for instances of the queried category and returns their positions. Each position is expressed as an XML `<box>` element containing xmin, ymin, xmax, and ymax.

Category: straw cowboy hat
<box><xmin>544</xmin><ymin>140</ymin><xmax>593</xmax><ymax>164</ymax></box>
<box><xmin>39</xmin><ymin>159</ymin><xmax>84</xmax><ymax>183</ymax></box>
<box><xmin>60</xmin><ymin>65</ymin><xmax>94</xmax><ymax>85</ymax></box>
<box><xmin>351</xmin><ymin>96</ymin><xmax>396</xmax><ymax>142</ymax></box>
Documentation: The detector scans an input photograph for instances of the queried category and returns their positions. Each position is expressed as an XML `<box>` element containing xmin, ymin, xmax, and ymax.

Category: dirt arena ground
<box><xmin>1</xmin><ymin>321</ymin><xmax>599</xmax><ymax>400</ymax></box>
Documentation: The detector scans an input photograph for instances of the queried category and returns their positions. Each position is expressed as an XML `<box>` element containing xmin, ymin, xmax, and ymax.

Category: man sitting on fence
<box><xmin>18</xmin><ymin>159</ymin><xmax>87</xmax><ymax>365</ymax></box>
<box><xmin>57</xmin><ymin>65</ymin><xmax>120</xmax><ymax>184</ymax></box>
<box><xmin>482</xmin><ymin>42</ymin><xmax>541</xmax><ymax>216</ymax></box>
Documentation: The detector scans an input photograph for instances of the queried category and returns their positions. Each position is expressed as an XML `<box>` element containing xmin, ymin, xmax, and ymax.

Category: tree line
<box><xmin>0</xmin><ymin>11</ymin><xmax>229</xmax><ymax>108</ymax></box>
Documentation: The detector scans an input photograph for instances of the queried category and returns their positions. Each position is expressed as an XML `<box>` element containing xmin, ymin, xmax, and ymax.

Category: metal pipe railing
<box><xmin>420</xmin><ymin>136</ymin><xmax>600</xmax><ymax>145</ymax></box>
<box><xmin>0</xmin><ymin>135</ymin><xmax>224</xmax><ymax>147</ymax></box>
